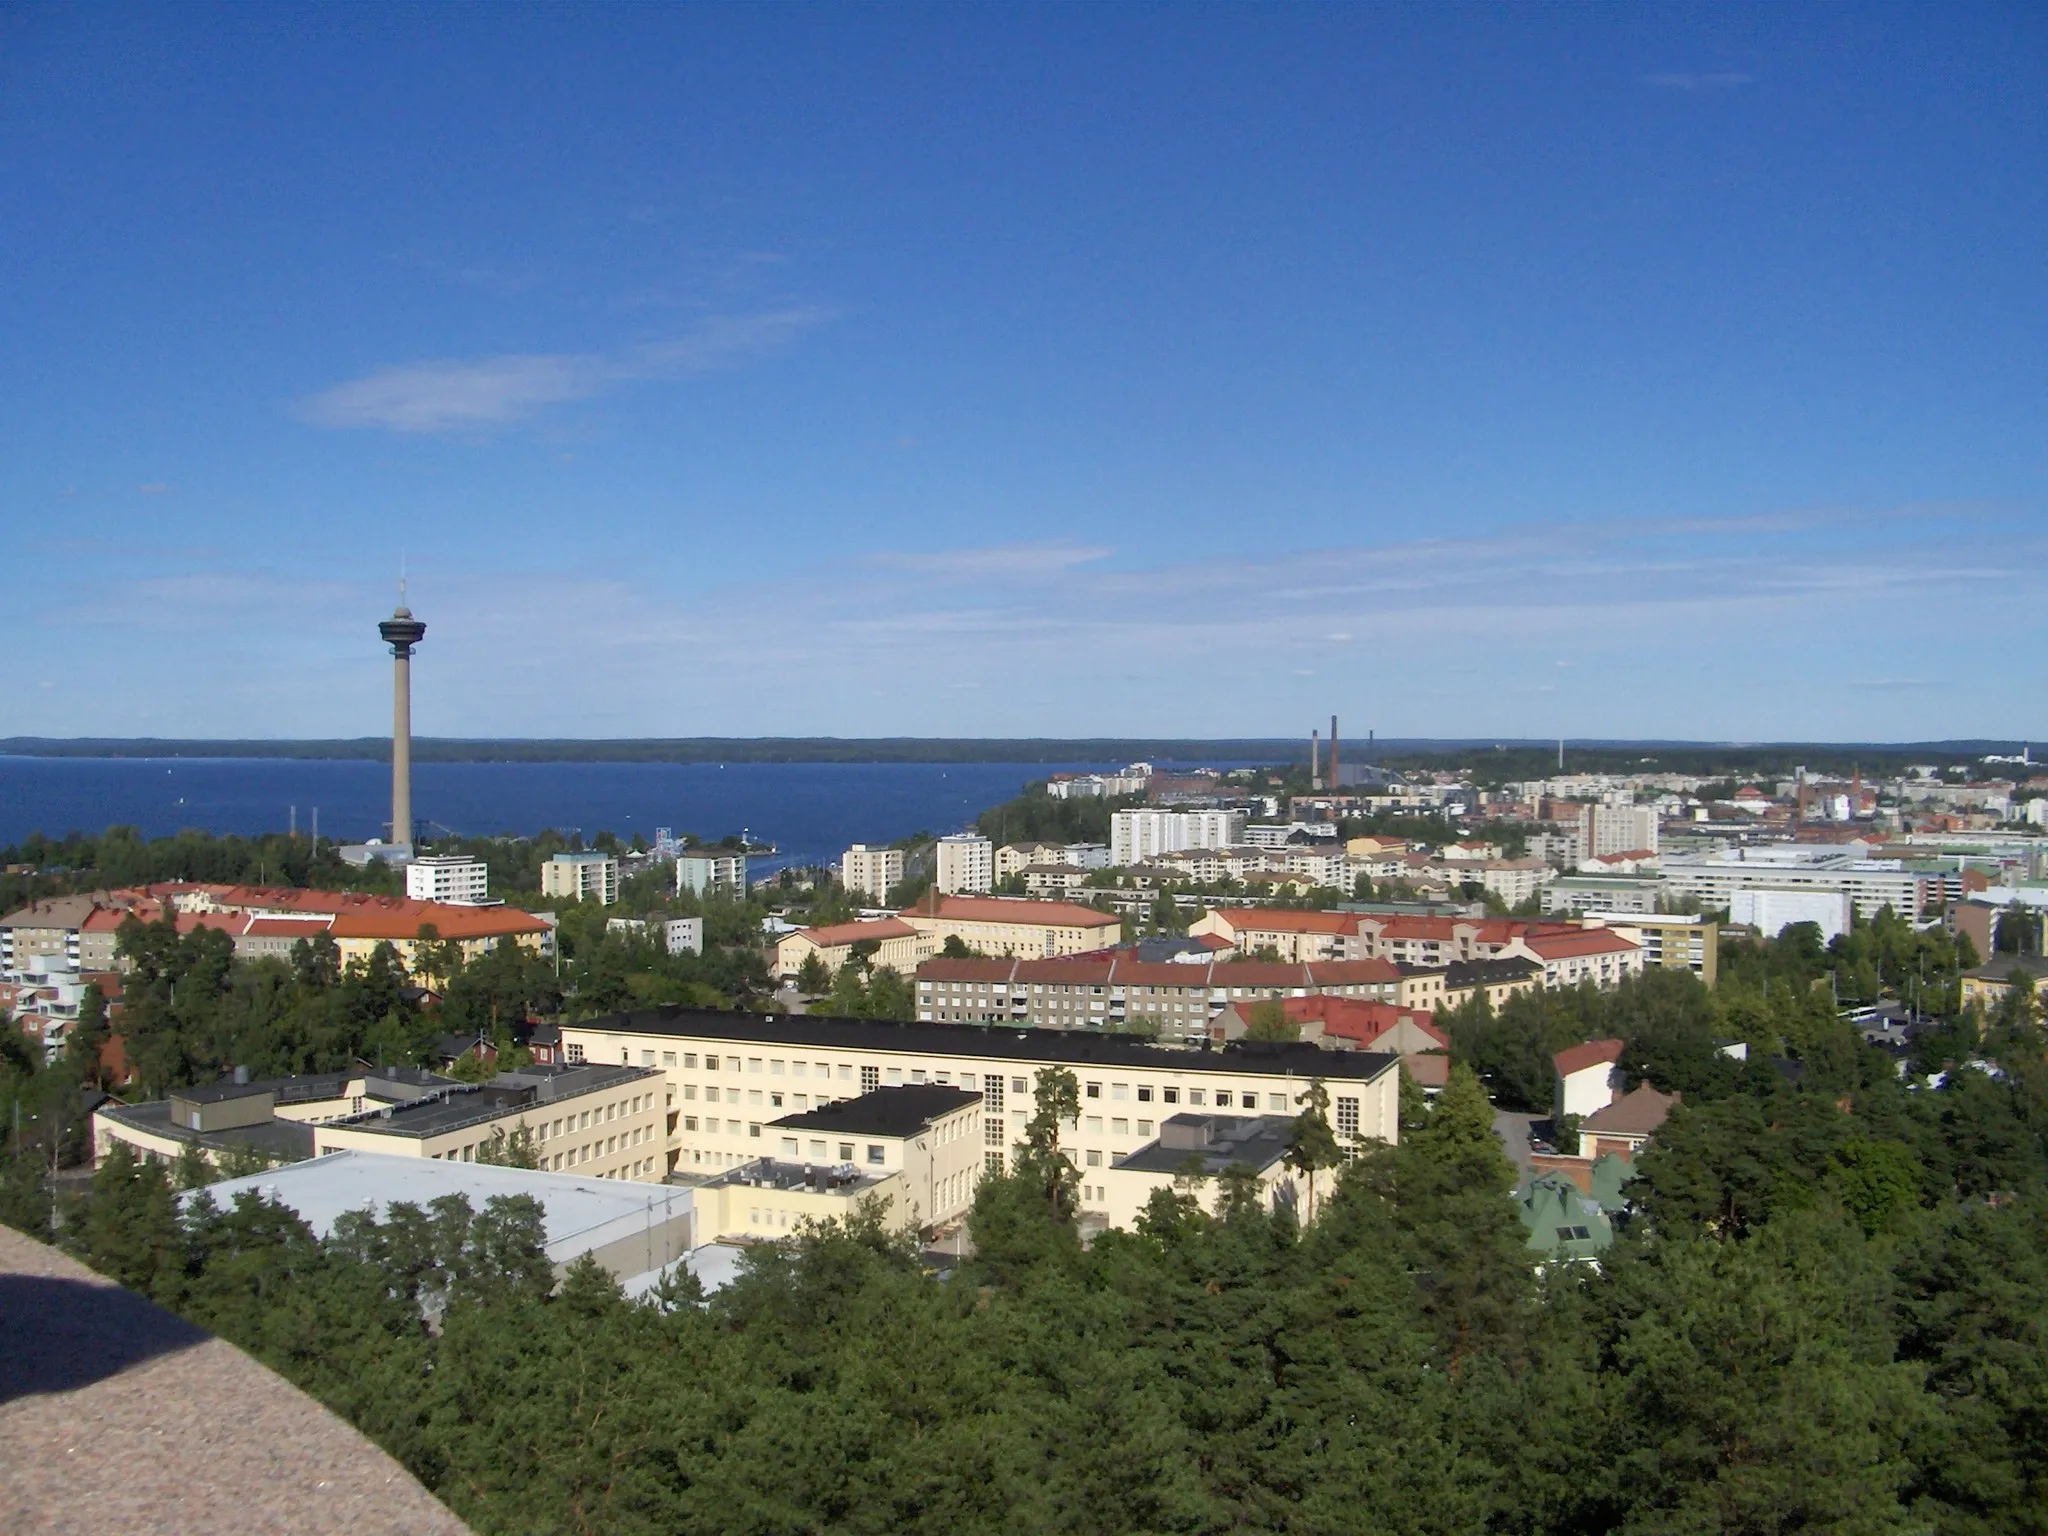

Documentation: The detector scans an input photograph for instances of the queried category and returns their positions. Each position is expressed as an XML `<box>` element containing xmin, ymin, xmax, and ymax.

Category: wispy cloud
<box><xmin>28</xmin><ymin>504</ymin><xmax>2047</xmax><ymax>742</ymax></box>
<box><xmin>874</xmin><ymin>543</ymin><xmax>1114</xmax><ymax>581</ymax></box>
<box><xmin>298</xmin><ymin>309</ymin><xmax>833</xmax><ymax>432</ymax></box>
<box><xmin>1642</xmin><ymin>71</ymin><xmax>1754</xmax><ymax>91</ymax></box>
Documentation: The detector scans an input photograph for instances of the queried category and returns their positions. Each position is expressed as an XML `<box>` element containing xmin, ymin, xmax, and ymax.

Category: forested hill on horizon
<box><xmin>0</xmin><ymin>736</ymin><xmax>2029</xmax><ymax>773</ymax></box>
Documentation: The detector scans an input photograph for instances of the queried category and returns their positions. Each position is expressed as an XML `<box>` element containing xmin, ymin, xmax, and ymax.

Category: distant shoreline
<box><xmin>0</xmin><ymin>736</ymin><xmax>2021</xmax><ymax>765</ymax></box>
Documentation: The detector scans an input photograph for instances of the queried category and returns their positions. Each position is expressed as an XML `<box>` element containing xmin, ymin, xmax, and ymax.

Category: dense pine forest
<box><xmin>5</xmin><ymin>1051</ymin><xmax>2044</xmax><ymax>1536</ymax></box>
<box><xmin>4</xmin><ymin>825</ymin><xmax>2046</xmax><ymax>1533</ymax></box>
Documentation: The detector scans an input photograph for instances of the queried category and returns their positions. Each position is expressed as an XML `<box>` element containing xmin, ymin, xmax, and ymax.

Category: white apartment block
<box><xmin>935</xmin><ymin>833</ymin><xmax>994</xmax><ymax>895</ymax></box>
<box><xmin>560</xmin><ymin>1010</ymin><xmax>1400</xmax><ymax>1193</ymax></box>
<box><xmin>541</xmin><ymin>851</ymin><xmax>620</xmax><ymax>906</ymax></box>
<box><xmin>1591</xmin><ymin>803</ymin><xmax>1659</xmax><ymax>857</ymax></box>
<box><xmin>1661</xmin><ymin>847</ymin><xmax>1927</xmax><ymax>921</ymax></box>
<box><xmin>1111</xmin><ymin>809</ymin><xmax>1248</xmax><ymax>866</ymax></box>
<box><xmin>841</xmin><ymin>844</ymin><xmax>906</xmax><ymax>901</ymax></box>
<box><xmin>676</xmin><ymin>850</ymin><xmax>748</xmax><ymax>899</ymax></box>
<box><xmin>405</xmin><ymin>855</ymin><xmax>490</xmax><ymax>905</ymax></box>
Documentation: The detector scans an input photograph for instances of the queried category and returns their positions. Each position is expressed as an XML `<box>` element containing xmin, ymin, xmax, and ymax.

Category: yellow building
<box><xmin>692</xmin><ymin>1084</ymin><xmax>984</xmax><ymax>1240</ymax></box>
<box><xmin>314</xmin><ymin>1064</ymin><xmax>668</xmax><ymax>1180</ymax></box>
<box><xmin>774</xmin><ymin>918</ymin><xmax>933</xmax><ymax>981</ymax></box>
<box><xmin>562</xmin><ymin>1007</ymin><xmax>1401</xmax><ymax>1195</ymax></box>
<box><xmin>95</xmin><ymin>1064</ymin><xmax>668</xmax><ymax>1183</ymax></box>
<box><xmin>1093</xmin><ymin>1113</ymin><xmax>1302</xmax><ymax>1232</ymax></box>
<box><xmin>897</xmin><ymin>894</ymin><xmax>1121</xmax><ymax>958</ymax></box>
<box><xmin>1959</xmin><ymin>955</ymin><xmax>2048</xmax><ymax>1009</ymax></box>
<box><xmin>1579</xmin><ymin>912</ymin><xmax>1719</xmax><ymax>984</ymax></box>
<box><xmin>1188</xmin><ymin>907</ymin><xmax>1358</xmax><ymax>963</ymax></box>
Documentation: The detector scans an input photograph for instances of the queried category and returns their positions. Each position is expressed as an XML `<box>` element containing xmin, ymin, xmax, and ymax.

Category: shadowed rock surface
<box><xmin>0</xmin><ymin>1224</ymin><xmax>468</xmax><ymax>1536</ymax></box>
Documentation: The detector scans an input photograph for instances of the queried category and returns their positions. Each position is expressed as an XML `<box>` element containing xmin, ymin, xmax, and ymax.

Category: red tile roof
<box><xmin>1552</xmin><ymin>1038</ymin><xmax>1625</xmax><ymax>1076</ymax></box>
<box><xmin>1285</xmin><ymin>995</ymin><xmax>1448</xmax><ymax>1050</ymax></box>
<box><xmin>1522</xmin><ymin>928</ymin><xmax>1638</xmax><ymax>960</ymax></box>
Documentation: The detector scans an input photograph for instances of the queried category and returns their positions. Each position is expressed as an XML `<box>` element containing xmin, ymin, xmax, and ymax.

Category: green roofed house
<box><xmin>1516</xmin><ymin>1170</ymin><xmax>1614</xmax><ymax>1265</ymax></box>
<box><xmin>1586</xmin><ymin>1150</ymin><xmax>1636</xmax><ymax>1214</ymax></box>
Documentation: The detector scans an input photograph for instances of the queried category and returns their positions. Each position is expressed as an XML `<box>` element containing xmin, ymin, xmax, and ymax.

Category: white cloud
<box><xmin>874</xmin><ymin>543</ymin><xmax>1114</xmax><ymax>581</ymax></box>
<box><xmin>22</xmin><ymin>505</ymin><xmax>2047</xmax><ymax>742</ymax></box>
<box><xmin>298</xmin><ymin>309</ymin><xmax>832</xmax><ymax>432</ymax></box>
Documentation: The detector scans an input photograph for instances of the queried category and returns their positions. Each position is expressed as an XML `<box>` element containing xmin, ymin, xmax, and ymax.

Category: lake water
<box><xmin>0</xmin><ymin>757</ymin><xmax>1121</xmax><ymax>872</ymax></box>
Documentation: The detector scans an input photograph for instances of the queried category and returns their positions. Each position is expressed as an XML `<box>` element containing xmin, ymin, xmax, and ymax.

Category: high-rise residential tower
<box><xmin>378</xmin><ymin>596</ymin><xmax>426</xmax><ymax>848</ymax></box>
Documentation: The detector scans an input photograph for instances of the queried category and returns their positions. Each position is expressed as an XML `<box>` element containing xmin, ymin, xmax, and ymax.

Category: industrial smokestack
<box><xmin>1310</xmin><ymin>729</ymin><xmax>1321</xmax><ymax>789</ymax></box>
<box><xmin>1330</xmin><ymin>715</ymin><xmax>1339</xmax><ymax>790</ymax></box>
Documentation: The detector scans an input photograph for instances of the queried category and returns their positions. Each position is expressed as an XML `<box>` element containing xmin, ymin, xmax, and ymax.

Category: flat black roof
<box><xmin>335</xmin><ymin>1063</ymin><xmax>659</xmax><ymax>1140</ymax></box>
<box><xmin>573</xmin><ymin>1006</ymin><xmax>1399</xmax><ymax>1082</ymax></box>
<box><xmin>99</xmin><ymin>1101</ymin><xmax>317</xmax><ymax>1162</ymax></box>
<box><xmin>771</xmin><ymin>1085</ymin><xmax>981</xmax><ymax>1139</ymax></box>
<box><xmin>170</xmin><ymin>1066</ymin><xmax>453</xmax><ymax>1106</ymax></box>
<box><xmin>1114</xmin><ymin>1114</ymin><xmax>1295</xmax><ymax>1176</ymax></box>
<box><xmin>1442</xmin><ymin>957</ymin><xmax>1543</xmax><ymax>984</ymax></box>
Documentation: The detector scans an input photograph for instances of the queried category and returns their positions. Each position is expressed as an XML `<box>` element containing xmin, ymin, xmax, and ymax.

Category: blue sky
<box><xmin>2</xmin><ymin>5</ymin><xmax>2043</xmax><ymax>743</ymax></box>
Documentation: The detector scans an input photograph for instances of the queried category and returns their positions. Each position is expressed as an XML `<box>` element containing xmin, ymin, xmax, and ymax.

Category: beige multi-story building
<box><xmin>1580</xmin><ymin>912</ymin><xmax>1718</xmax><ymax>983</ymax></box>
<box><xmin>541</xmin><ymin>851</ymin><xmax>620</xmax><ymax>905</ymax></box>
<box><xmin>93</xmin><ymin>1066</ymin><xmax>459</xmax><ymax>1169</ymax></box>
<box><xmin>841</xmin><ymin>844</ymin><xmax>906</xmax><ymax>902</ymax></box>
<box><xmin>1187</xmin><ymin>908</ymin><xmax>1357</xmax><ymax>963</ymax></box>
<box><xmin>693</xmin><ymin>1084</ymin><xmax>985</xmax><ymax>1242</ymax></box>
<box><xmin>1093</xmin><ymin>1113</ymin><xmax>1301</xmax><ymax>1232</ymax></box>
<box><xmin>995</xmin><ymin>842</ymin><xmax>1067</xmax><ymax>880</ymax></box>
<box><xmin>0</xmin><ymin>894</ymin><xmax>100</xmax><ymax>971</ymax></box>
<box><xmin>560</xmin><ymin>1009</ymin><xmax>1401</xmax><ymax>1184</ymax></box>
<box><xmin>914</xmin><ymin>954</ymin><xmax>1406</xmax><ymax>1041</ymax></box>
<box><xmin>935</xmin><ymin>834</ymin><xmax>994</xmax><ymax>895</ymax></box>
<box><xmin>898</xmin><ymin>894</ymin><xmax>1120</xmax><ymax>958</ymax></box>
<box><xmin>312</xmin><ymin>1063</ymin><xmax>667</xmax><ymax>1179</ymax></box>
<box><xmin>774</xmin><ymin>918</ymin><xmax>934</xmax><ymax>981</ymax></box>
<box><xmin>93</xmin><ymin>1063</ymin><xmax>667</xmax><ymax>1181</ymax></box>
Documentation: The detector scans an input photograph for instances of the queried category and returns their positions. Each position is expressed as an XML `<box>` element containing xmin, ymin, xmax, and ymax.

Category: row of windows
<box><xmin>777</xmin><ymin>1135</ymin><xmax>886</xmax><ymax>1163</ymax></box>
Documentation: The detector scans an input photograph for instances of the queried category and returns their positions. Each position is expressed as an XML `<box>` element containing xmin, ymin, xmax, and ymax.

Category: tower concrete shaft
<box><xmin>378</xmin><ymin>605</ymin><xmax>427</xmax><ymax>847</ymax></box>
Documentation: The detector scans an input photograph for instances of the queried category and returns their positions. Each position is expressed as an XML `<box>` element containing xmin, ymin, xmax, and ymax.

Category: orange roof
<box><xmin>1523</xmin><ymin>928</ymin><xmax>1638</xmax><ymax>960</ymax></box>
<box><xmin>243</xmin><ymin>916</ymin><xmax>333</xmax><ymax>938</ymax></box>
<box><xmin>901</xmin><ymin>896</ymin><xmax>1118</xmax><ymax>928</ymax></box>
<box><xmin>797</xmin><ymin>918</ymin><xmax>918</xmax><ymax>947</ymax></box>
<box><xmin>329</xmin><ymin>906</ymin><xmax>550</xmax><ymax>941</ymax></box>
<box><xmin>917</xmin><ymin>958</ymin><xmax>1018</xmax><ymax>982</ymax></box>
<box><xmin>1552</xmin><ymin>1038</ymin><xmax>1625</xmax><ymax>1076</ymax></box>
<box><xmin>1285</xmin><ymin>995</ymin><xmax>1448</xmax><ymax>1050</ymax></box>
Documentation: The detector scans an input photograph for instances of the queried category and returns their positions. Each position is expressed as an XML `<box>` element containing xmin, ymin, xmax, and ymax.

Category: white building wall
<box><xmin>405</xmin><ymin>857</ymin><xmax>490</xmax><ymax>905</ymax></box>
<box><xmin>935</xmin><ymin>835</ymin><xmax>993</xmax><ymax>895</ymax></box>
<box><xmin>1729</xmin><ymin>887</ymin><xmax>1854</xmax><ymax>943</ymax></box>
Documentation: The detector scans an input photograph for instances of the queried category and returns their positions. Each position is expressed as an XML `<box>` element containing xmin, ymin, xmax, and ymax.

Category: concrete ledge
<box><xmin>0</xmin><ymin>1225</ymin><xmax>468</xmax><ymax>1536</ymax></box>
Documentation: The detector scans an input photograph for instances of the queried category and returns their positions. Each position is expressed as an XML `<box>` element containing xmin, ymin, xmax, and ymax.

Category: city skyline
<box><xmin>3</xmin><ymin>7</ymin><xmax>2043</xmax><ymax>740</ymax></box>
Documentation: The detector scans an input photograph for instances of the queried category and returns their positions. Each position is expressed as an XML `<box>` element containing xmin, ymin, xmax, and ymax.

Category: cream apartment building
<box><xmin>691</xmin><ymin>1084</ymin><xmax>985</xmax><ymax>1242</ymax></box>
<box><xmin>560</xmin><ymin>1008</ymin><xmax>1401</xmax><ymax>1182</ymax></box>
<box><xmin>312</xmin><ymin>1063</ymin><xmax>667</xmax><ymax>1179</ymax></box>
<box><xmin>773</xmin><ymin>918</ymin><xmax>933</xmax><ymax>981</ymax></box>
<box><xmin>934</xmin><ymin>834</ymin><xmax>994</xmax><ymax>895</ymax></box>
<box><xmin>898</xmin><ymin>894</ymin><xmax>1121</xmax><ymax>957</ymax></box>
<box><xmin>841</xmin><ymin>844</ymin><xmax>906</xmax><ymax>902</ymax></box>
